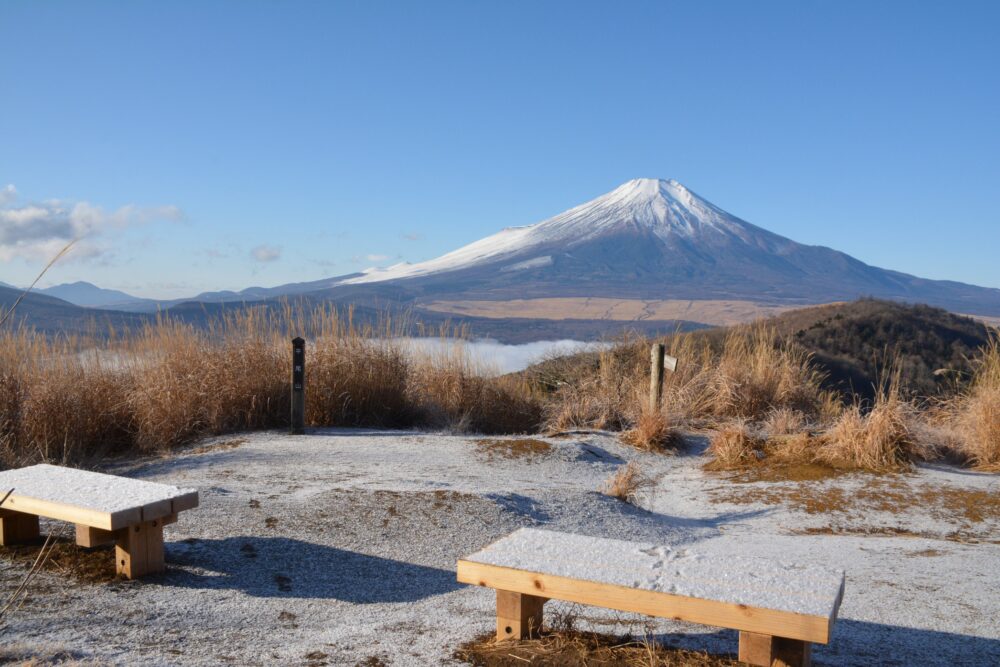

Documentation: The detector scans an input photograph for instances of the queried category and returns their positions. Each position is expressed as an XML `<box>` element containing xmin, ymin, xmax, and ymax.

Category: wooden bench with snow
<box><xmin>0</xmin><ymin>464</ymin><xmax>198</xmax><ymax>579</ymax></box>
<box><xmin>457</xmin><ymin>528</ymin><xmax>845</xmax><ymax>667</ymax></box>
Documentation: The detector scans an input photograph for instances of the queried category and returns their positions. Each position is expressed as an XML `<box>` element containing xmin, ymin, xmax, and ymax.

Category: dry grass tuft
<box><xmin>820</xmin><ymin>373</ymin><xmax>916</xmax><ymax>472</ymax></box>
<box><xmin>456</xmin><ymin>631</ymin><xmax>739</xmax><ymax>667</ymax></box>
<box><xmin>601</xmin><ymin>462</ymin><xmax>656</xmax><ymax>505</ymax></box>
<box><xmin>704</xmin><ymin>423</ymin><xmax>765</xmax><ymax>470</ymax></box>
<box><xmin>950</xmin><ymin>337</ymin><xmax>1000</xmax><ymax>468</ymax></box>
<box><xmin>621</xmin><ymin>410</ymin><xmax>683</xmax><ymax>452</ymax></box>
<box><xmin>543</xmin><ymin>342</ymin><xmax>640</xmax><ymax>433</ymax></box>
<box><xmin>705</xmin><ymin>368</ymin><xmax>927</xmax><ymax>475</ymax></box>
<box><xmin>761</xmin><ymin>407</ymin><xmax>809</xmax><ymax>437</ymax></box>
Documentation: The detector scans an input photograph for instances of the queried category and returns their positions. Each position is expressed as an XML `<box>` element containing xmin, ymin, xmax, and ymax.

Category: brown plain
<box><xmin>419</xmin><ymin>298</ymin><xmax>800</xmax><ymax>326</ymax></box>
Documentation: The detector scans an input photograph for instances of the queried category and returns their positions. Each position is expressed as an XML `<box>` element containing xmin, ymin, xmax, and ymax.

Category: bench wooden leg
<box><xmin>115</xmin><ymin>518</ymin><xmax>165</xmax><ymax>579</ymax></box>
<box><xmin>496</xmin><ymin>590</ymin><xmax>546</xmax><ymax>641</ymax></box>
<box><xmin>739</xmin><ymin>631</ymin><xmax>812</xmax><ymax>667</ymax></box>
<box><xmin>76</xmin><ymin>524</ymin><xmax>116</xmax><ymax>548</ymax></box>
<box><xmin>0</xmin><ymin>509</ymin><xmax>40</xmax><ymax>546</ymax></box>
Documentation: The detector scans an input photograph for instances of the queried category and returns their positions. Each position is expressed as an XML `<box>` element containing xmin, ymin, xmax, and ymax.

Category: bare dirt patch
<box><xmin>476</xmin><ymin>438</ymin><xmax>552</xmax><ymax>460</ymax></box>
<box><xmin>455</xmin><ymin>632</ymin><xmax>739</xmax><ymax>667</ymax></box>
<box><xmin>711</xmin><ymin>476</ymin><xmax>1000</xmax><ymax>539</ymax></box>
<box><xmin>186</xmin><ymin>438</ymin><xmax>249</xmax><ymax>456</ymax></box>
<box><xmin>0</xmin><ymin>538</ymin><xmax>118</xmax><ymax>584</ymax></box>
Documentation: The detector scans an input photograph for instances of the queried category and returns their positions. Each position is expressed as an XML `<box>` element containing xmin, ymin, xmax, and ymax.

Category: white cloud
<box><xmin>401</xmin><ymin>232</ymin><xmax>423</xmax><ymax>241</ymax></box>
<box><xmin>0</xmin><ymin>186</ymin><xmax>184</xmax><ymax>263</ymax></box>
<box><xmin>366</xmin><ymin>253</ymin><xmax>390</xmax><ymax>261</ymax></box>
<box><xmin>251</xmin><ymin>245</ymin><xmax>282</xmax><ymax>262</ymax></box>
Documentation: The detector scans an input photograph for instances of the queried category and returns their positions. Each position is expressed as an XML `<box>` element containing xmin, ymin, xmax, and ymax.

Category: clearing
<box><xmin>0</xmin><ymin>429</ymin><xmax>997</xmax><ymax>665</ymax></box>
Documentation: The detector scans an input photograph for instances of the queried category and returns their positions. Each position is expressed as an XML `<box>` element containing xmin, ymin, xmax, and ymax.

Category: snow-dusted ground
<box><xmin>1</xmin><ymin>429</ymin><xmax>998</xmax><ymax>666</ymax></box>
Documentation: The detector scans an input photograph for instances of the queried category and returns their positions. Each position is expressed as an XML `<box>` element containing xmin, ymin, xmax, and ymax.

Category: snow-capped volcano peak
<box><xmin>339</xmin><ymin>178</ymin><xmax>767</xmax><ymax>286</ymax></box>
<box><xmin>539</xmin><ymin>177</ymin><xmax>742</xmax><ymax>240</ymax></box>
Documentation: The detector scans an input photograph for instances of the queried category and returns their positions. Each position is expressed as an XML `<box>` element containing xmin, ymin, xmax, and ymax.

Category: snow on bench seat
<box><xmin>457</xmin><ymin>527</ymin><xmax>845</xmax><ymax>662</ymax></box>
<box><xmin>0</xmin><ymin>464</ymin><xmax>198</xmax><ymax>531</ymax></box>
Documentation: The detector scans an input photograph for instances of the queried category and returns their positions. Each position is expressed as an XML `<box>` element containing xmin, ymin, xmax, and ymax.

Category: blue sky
<box><xmin>1</xmin><ymin>1</ymin><xmax>998</xmax><ymax>298</ymax></box>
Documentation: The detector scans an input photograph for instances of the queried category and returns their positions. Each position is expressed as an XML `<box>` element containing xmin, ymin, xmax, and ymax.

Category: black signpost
<box><xmin>291</xmin><ymin>337</ymin><xmax>305</xmax><ymax>435</ymax></box>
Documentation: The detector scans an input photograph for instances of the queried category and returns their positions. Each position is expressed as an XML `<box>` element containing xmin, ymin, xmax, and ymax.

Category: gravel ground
<box><xmin>0</xmin><ymin>428</ymin><xmax>998</xmax><ymax>666</ymax></box>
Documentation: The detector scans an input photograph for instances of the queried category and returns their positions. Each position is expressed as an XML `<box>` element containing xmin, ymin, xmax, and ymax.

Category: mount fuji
<box><xmin>308</xmin><ymin>178</ymin><xmax>1000</xmax><ymax>317</ymax></box>
<box><xmin>82</xmin><ymin>178</ymin><xmax>1000</xmax><ymax>332</ymax></box>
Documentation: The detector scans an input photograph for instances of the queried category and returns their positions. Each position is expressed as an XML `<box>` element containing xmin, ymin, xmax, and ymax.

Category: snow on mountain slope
<box><xmin>341</xmin><ymin>178</ymin><xmax>788</xmax><ymax>285</ymax></box>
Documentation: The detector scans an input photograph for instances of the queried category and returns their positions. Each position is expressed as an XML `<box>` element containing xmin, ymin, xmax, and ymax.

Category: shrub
<box><xmin>620</xmin><ymin>409</ymin><xmax>683</xmax><ymax>452</ymax></box>
<box><xmin>600</xmin><ymin>462</ymin><xmax>655</xmax><ymax>505</ymax></box>
<box><xmin>705</xmin><ymin>422</ymin><xmax>765</xmax><ymax>469</ymax></box>
<box><xmin>952</xmin><ymin>337</ymin><xmax>1000</xmax><ymax>468</ymax></box>
<box><xmin>819</xmin><ymin>372</ymin><xmax>916</xmax><ymax>472</ymax></box>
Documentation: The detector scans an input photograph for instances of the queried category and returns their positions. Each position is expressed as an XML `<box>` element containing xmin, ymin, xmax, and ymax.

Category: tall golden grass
<box><xmin>951</xmin><ymin>336</ymin><xmax>1000</xmax><ymax>468</ymax></box>
<box><xmin>706</xmin><ymin>370</ymin><xmax>923</xmax><ymax>473</ymax></box>
<box><xmin>0</xmin><ymin>304</ymin><xmax>544</xmax><ymax>467</ymax></box>
<box><xmin>820</xmin><ymin>371</ymin><xmax>918</xmax><ymax>472</ymax></box>
<box><xmin>544</xmin><ymin>325</ymin><xmax>838</xmax><ymax>437</ymax></box>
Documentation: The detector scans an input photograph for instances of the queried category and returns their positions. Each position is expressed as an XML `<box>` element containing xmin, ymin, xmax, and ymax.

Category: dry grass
<box><xmin>0</xmin><ymin>539</ymin><xmax>118</xmax><ymax>585</ymax></box>
<box><xmin>601</xmin><ymin>462</ymin><xmax>656</xmax><ymax>505</ymax></box>
<box><xmin>761</xmin><ymin>407</ymin><xmax>809</xmax><ymax>437</ymax></box>
<box><xmin>705</xmin><ymin>370</ymin><xmax>926</xmax><ymax>475</ymax></box>
<box><xmin>711</xmin><ymin>475</ymin><xmax>1000</xmax><ymax>541</ymax></box>
<box><xmin>704</xmin><ymin>423</ymin><xmax>765</xmax><ymax>470</ymax></box>
<box><xmin>408</xmin><ymin>349</ymin><xmax>543</xmax><ymax>434</ymax></box>
<box><xmin>0</xmin><ymin>305</ymin><xmax>544</xmax><ymax>467</ymax></box>
<box><xmin>543</xmin><ymin>325</ymin><xmax>838</xmax><ymax>437</ymax></box>
<box><xmin>456</xmin><ymin>631</ymin><xmax>738</xmax><ymax>667</ymax></box>
<box><xmin>543</xmin><ymin>340</ymin><xmax>641</xmax><ymax>432</ymax></box>
<box><xmin>950</xmin><ymin>337</ymin><xmax>1000</xmax><ymax>468</ymax></box>
<box><xmin>621</xmin><ymin>410</ymin><xmax>683</xmax><ymax>452</ymax></box>
<box><xmin>818</xmin><ymin>369</ymin><xmax>925</xmax><ymax>472</ymax></box>
<box><xmin>476</xmin><ymin>438</ymin><xmax>552</xmax><ymax>460</ymax></box>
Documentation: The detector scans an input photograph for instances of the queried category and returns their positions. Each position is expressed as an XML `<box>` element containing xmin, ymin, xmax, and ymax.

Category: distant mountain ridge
<box><xmin>7</xmin><ymin>178</ymin><xmax>1000</xmax><ymax>339</ymax></box>
<box><xmin>35</xmin><ymin>281</ymin><xmax>157</xmax><ymax>309</ymax></box>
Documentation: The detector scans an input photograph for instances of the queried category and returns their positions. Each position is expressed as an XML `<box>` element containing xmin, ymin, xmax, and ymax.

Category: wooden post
<box><xmin>739</xmin><ymin>631</ymin><xmax>812</xmax><ymax>667</ymax></box>
<box><xmin>496</xmin><ymin>590</ymin><xmax>546</xmax><ymax>640</ymax></box>
<box><xmin>291</xmin><ymin>336</ymin><xmax>305</xmax><ymax>435</ymax></box>
<box><xmin>649</xmin><ymin>343</ymin><xmax>665</xmax><ymax>412</ymax></box>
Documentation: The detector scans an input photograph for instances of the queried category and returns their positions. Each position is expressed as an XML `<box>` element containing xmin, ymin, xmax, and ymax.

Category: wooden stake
<box><xmin>649</xmin><ymin>343</ymin><xmax>665</xmax><ymax>412</ymax></box>
<box><xmin>0</xmin><ymin>509</ymin><xmax>40</xmax><ymax>546</ymax></box>
<box><xmin>739</xmin><ymin>631</ymin><xmax>812</xmax><ymax>667</ymax></box>
<box><xmin>115</xmin><ymin>519</ymin><xmax>165</xmax><ymax>579</ymax></box>
<box><xmin>496</xmin><ymin>590</ymin><xmax>546</xmax><ymax>641</ymax></box>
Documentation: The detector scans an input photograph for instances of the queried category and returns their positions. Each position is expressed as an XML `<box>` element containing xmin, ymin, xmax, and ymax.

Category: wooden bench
<box><xmin>457</xmin><ymin>528</ymin><xmax>845</xmax><ymax>667</ymax></box>
<box><xmin>0</xmin><ymin>464</ymin><xmax>198</xmax><ymax>579</ymax></box>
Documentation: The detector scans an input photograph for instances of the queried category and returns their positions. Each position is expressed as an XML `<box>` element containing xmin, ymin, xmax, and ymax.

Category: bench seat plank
<box><xmin>0</xmin><ymin>464</ymin><xmax>199</xmax><ymax>531</ymax></box>
<box><xmin>457</xmin><ymin>528</ymin><xmax>845</xmax><ymax>645</ymax></box>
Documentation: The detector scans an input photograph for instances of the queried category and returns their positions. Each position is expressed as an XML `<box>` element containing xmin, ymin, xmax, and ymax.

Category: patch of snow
<box><xmin>0</xmin><ymin>463</ymin><xmax>195</xmax><ymax>514</ymax></box>
<box><xmin>501</xmin><ymin>256</ymin><xmax>553</xmax><ymax>272</ymax></box>
<box><xmin>466</xmin><ymin>527</ymin><xmax>844</xmax><ymax>618</ymax></box>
